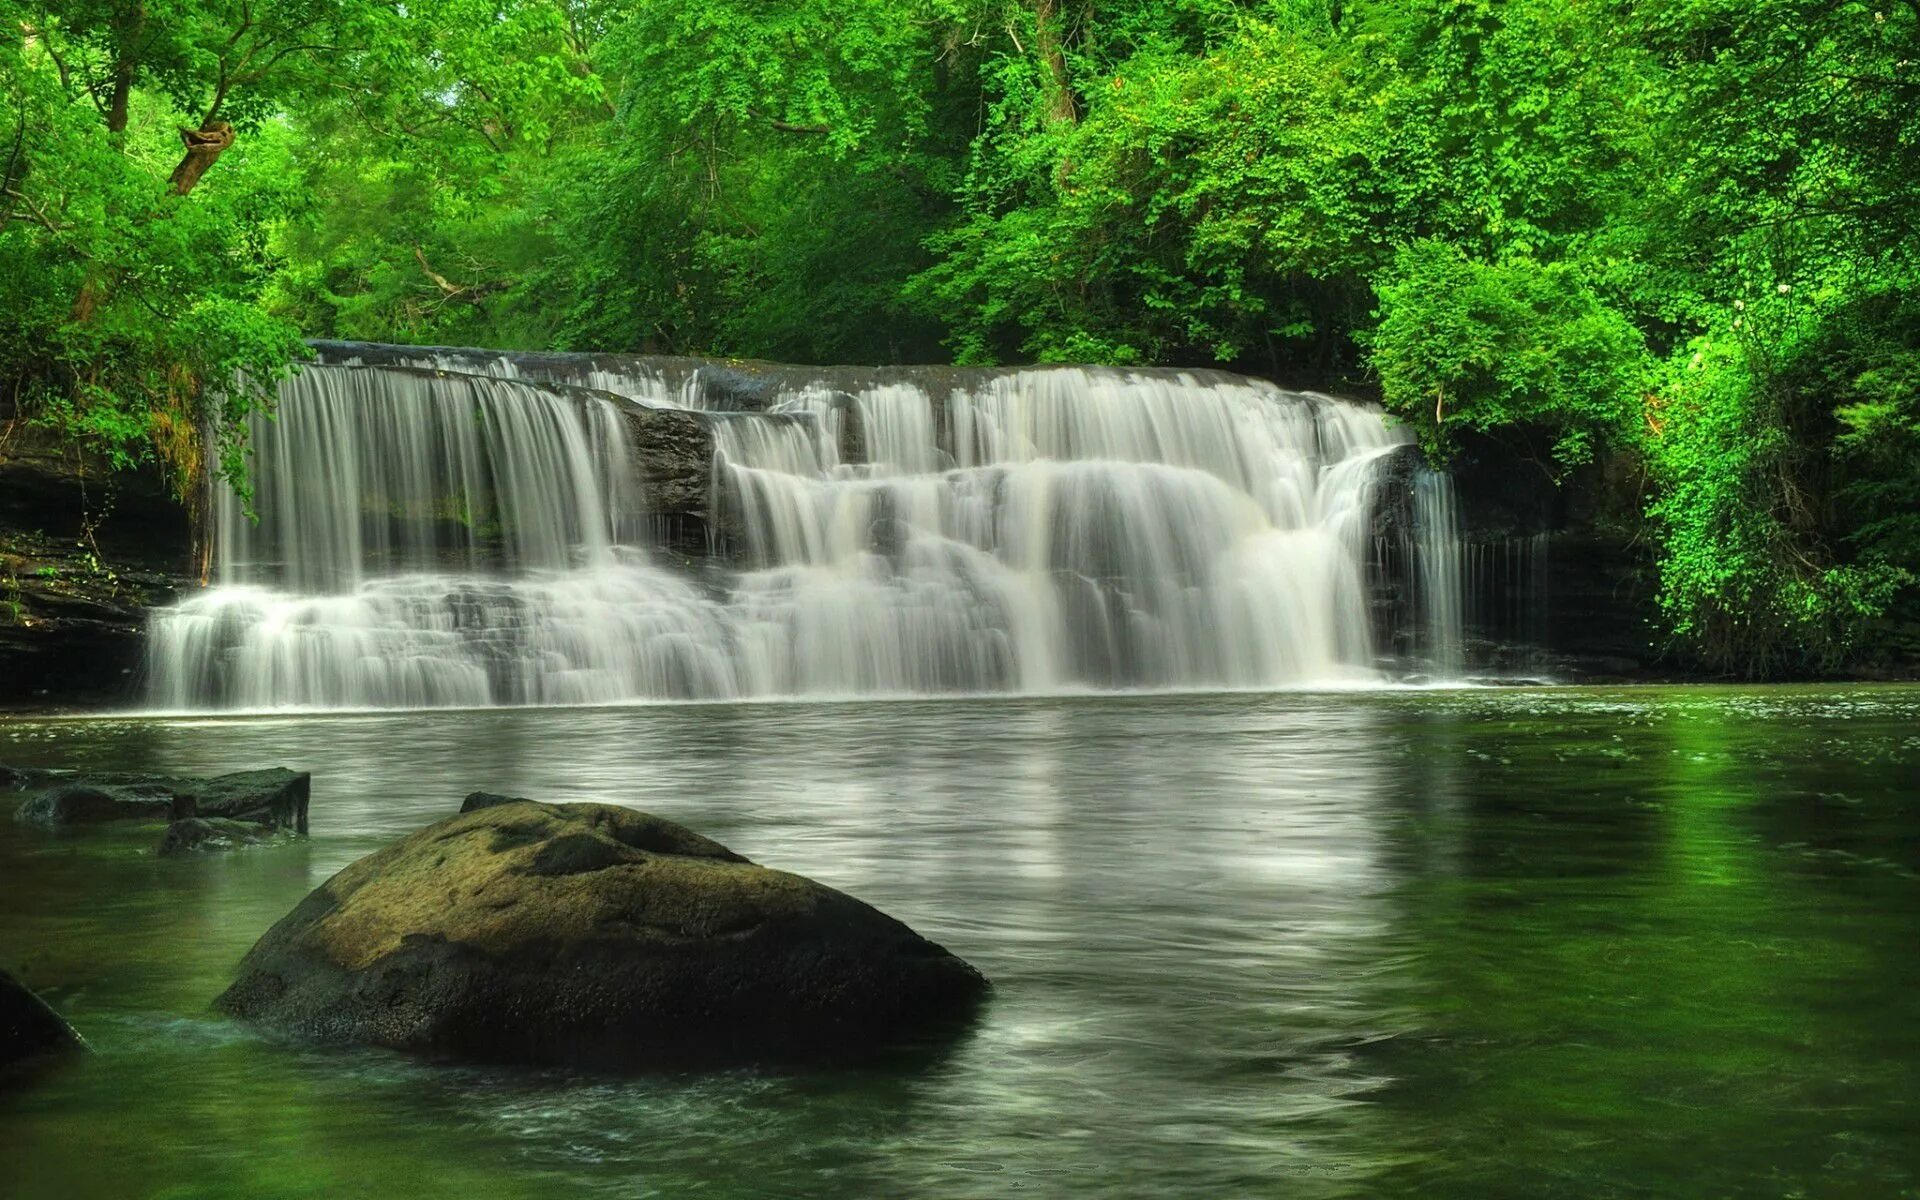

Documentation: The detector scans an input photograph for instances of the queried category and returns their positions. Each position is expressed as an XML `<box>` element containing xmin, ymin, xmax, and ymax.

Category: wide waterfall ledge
<box><xmin>144</xmin><ymin>344</ymin><xmax>1473</xmax><ymax>711</ymax></box>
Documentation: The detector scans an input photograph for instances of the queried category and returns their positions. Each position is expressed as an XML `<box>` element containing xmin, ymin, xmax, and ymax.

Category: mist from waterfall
<box><xmin>146</xmin><ymin>348</ymin><xmax>1454</xmax><ymax>710</ymax></box>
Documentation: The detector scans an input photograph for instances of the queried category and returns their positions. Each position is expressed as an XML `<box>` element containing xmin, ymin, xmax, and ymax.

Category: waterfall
<box><xmin>148</xmin><ymin>367</ymin><xmax>739</xmax><ymax>709</ymax></box>
<box><xmin>145</xmin><ymin>346</ymin><xmax>1454</xmax><ymax>710</ymax></box>
<box><xmin>1465</xmin><ymin>531</ymin><xmax>1551</xmax><ymax>672</ymax></box>
<box><xmin>1413</xmin><ymin>468</ymin><xmax>1465</xmax><ymax>679</ymax></box>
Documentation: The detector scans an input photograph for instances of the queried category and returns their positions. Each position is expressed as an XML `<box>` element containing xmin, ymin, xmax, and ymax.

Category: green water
<box><xmin>1</xmin><ymin>686</ymin><xmax>1916</xmax><ymax>1198</ymax></box>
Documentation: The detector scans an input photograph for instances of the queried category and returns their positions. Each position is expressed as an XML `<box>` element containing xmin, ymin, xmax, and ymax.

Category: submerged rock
<box><xmin>159</xmin><ymin>817</ymin><xmax>284</xmax><ymax>855</ymax></box>
<box><xmin>1</xmin><ymin>967</ymin><xmax>85</xmax><ymax>1082</ymax></box>
<box><xmin>217</xmin><ymin>800</ymin><xmax>988</xmax><ymax>1068</ymax></box>
<box><xmin>6</xmin><ymin>766</ymin><xmax>309</xmax><ymax>833</ymax></box>
<box><xmin>0</xmin><ymin>766</ymin><xmax>55</xmax><ymax>791</ymax></box>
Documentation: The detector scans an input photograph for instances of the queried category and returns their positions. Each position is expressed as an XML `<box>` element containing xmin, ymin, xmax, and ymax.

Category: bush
<box><xmin>1370</xmin><ymin>241</ymin><xmax>1647</xmax><ymax>470</ymax></box>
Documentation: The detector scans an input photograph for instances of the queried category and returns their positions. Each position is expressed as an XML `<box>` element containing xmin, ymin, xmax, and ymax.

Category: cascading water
<box><xmin>1412</xmin><ymin>468</ymin><xmax>1465</xmax><ymax>679</ymax></box>
<box><xmin>145</xmin><ymin>346</ymin><xmax>1451</xmax><ymax>710</ymax></box>
<box><xmin>147</xmin><ymin>367</ymin><xmax>738</xmax><ymax>709</ymax></box>
<box><xmin>707</xmin><ymin>370</ymin><xmax>1397</xmax><ymax>692</ymax></box>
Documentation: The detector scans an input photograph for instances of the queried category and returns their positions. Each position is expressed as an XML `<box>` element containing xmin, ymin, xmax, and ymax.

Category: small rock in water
<box><xmin>186</xmin><ymin>769</ymin><xmax>310</xmax><ymax>833</ymax></box>
<box><xmin>218</xmin><ymin>799</ymin><xmax>988</xmax><ymax>1069</ymax></box>
<box><xmin>1</xmin><ymin>967</ymin><xmax>86</xmax><ymax>1085</ymax></box>
<box><xmin>159</xmin><ymin>817</ymin><xmax>285</xmax><ymax>855</ymax></box>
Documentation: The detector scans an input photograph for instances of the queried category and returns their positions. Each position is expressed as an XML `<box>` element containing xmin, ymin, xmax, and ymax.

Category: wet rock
<box><xmin>0</xmin><ymin>765</ymin><xmax>55</xmax><ymax>791</ymax></box>
<box><xmin>460</xmin><ymin>791</ymin><xmax>530</xmax><ymax>813</ymax></box>
<box><xmin>14</xmin><ymin>782</ymin><xmax>180</xmax><ymax>826</ymax></box>
<box><xmin>7</xmin><ymin>767</ymin><xmax>308</xmax><ymax>831</ymax></box>
<box><xmin>187</xmin><ymin>769</ymin><xmax>310</xmax><ymax>833</ymax></box>
<box><xmin>217</xmin><ymin>800</ymin><xmax>988</xmax><ymax>1069</ymax></box>
<box><xmin>1</xmin><ymin>967</ymin><xmax>85</xmax><ymax>1081</ymax></box>
<box><xmin>159</xmin><ymin>817</ymin><xmax>283</xmax><ymax>855</ymax></box>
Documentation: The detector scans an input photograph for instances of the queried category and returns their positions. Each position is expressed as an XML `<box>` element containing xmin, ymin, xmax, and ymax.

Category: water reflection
<box><xmin>1</xmin><ymin>687</ymin><xmax>1917</xmax><ymax>1198</ymax></box>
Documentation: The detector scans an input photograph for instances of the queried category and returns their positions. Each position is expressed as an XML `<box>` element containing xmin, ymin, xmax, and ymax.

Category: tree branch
<box><xmin>747</xmin><ymin>110</ymin><xmax>832</xmax><ymax>135</ymax></box>
<box><xmin>413</xmin><ymin>246</ymin><xmax>511</xmax><ymax>304</ymax></box>
<box><xmin>3</xmin><ymin>186</ymin><xmax>71</xmax><ymax>233</ymax></box>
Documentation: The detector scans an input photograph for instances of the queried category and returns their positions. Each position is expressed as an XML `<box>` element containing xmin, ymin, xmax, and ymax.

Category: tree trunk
<box><xmin>106</xmin><ymin>68</ymin><xmax>134</xmax><ymax>135</ymax></box>
<box><xmin>105</xmin><ymin>3</ymin><xmax>146</xmax><ymax>135</ymax></box>
<box><xmin>1035</xmin><ymin>0</ymin><xmax>1077</xmax><ymax>126</ymax></box>
<box><xmin>168</xmin><ymin>122</ymin><xmax>235</xmax><ymax>196</ymax></box>
<box><xmin>190</xmin><ymin>475</ymin><xmax>214</xmax><ymax>586</ymax></box>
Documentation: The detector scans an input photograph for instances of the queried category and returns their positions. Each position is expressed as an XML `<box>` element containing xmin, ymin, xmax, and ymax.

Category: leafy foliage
<box><xmin>1370</xmin><ymin>242</ymin><xmax>1647</xmax><ymax>468</ymax></box>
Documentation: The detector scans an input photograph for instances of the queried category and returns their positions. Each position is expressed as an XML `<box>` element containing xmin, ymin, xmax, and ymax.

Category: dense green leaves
<box><xmin>1371</xmin><ymin>242</ymin><xmax>1647</xmax><ymax>467</ymax></box>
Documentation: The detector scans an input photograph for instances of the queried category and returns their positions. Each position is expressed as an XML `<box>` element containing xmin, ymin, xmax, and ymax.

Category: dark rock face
<box><xmin>621</xmin><ymin>406</ymin><xmax>719</xmax><ymax>557</ymax></box>
<box><xmin>217</xmin><ymin>800</ymin><xmax>988</xmax><ymax>1069</ymax></box>
<box><xmin>1366</xmin><ymin>437</ymin><xmax>1668</xmax><ymax>680</ymax></box>
<box><xmin>1</xmin><ymin>967</ymin><xmax>85</xmax><ymax>1080</ymax></box>
<box><xmin>159</xmin><ymin>817</ymin><xmax>283</xmax><ymax>855</ymax></box>
<box><xmin>460</xmin><ymin>791</ymin><xmax>531</xmax><ymax>813</ymax></box>
<box><xmin>7</xmin><ymin>766</ymin><xmax>309</xmax><ymax>832</ymax></box>
<box><xmin>0</xmin><ymin>399</ymin><xmax>195</xmax><ymax>710</ymax></box>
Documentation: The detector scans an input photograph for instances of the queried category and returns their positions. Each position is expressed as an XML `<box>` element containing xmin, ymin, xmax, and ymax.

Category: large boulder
<box><xmin>217</xmin><ymin>800</ymin><xmax>987</xmax><ymax>1068</ymax></box>
<box><xmin>2</xmin><ymin>967</ymin><xmax>85</xmax><ymax>1082</ymax></box>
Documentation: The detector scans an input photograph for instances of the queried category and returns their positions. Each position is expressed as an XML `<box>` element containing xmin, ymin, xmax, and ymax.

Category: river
<box><xmin>2</xmin><ymin>685</ymin><xmax>1916</xmax><ymax>1197</ymax></box>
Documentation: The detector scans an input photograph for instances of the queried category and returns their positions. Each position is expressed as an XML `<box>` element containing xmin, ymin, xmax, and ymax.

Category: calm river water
<box><xmin>2</xmin><ymin>686</ymin><xmax>1917</xmax><ymax>1198</ymax></box>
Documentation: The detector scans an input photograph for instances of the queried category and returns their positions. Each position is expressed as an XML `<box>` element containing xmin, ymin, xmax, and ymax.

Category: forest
<box><xmin>1</xmin><ymin>0</ymin><xmax>1917</xmax><ymax>676</ymax></box>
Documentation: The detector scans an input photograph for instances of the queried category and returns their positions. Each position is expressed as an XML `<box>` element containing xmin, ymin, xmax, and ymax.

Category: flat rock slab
<box><xmin>2</xmin><ymin>967</ymin><xmax>85</xmax><ymax>1084</ymax></box>
<box><xmin>217</xmin><ymin>800</ymin><xmax>987</xmax><ymax>1069</ymax></box>
<box><xmin>6</xmin><ymin>766</ymin><xmax>308</xmax><ymax>832</ymax></box>
<box><xmin>14</xmin><ymin>782</ymin><xmax>179</xmax><ymax>825</ymax></box>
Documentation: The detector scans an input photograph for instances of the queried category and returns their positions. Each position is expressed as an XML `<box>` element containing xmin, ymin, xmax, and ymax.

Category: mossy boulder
<box><xmin>2</xmin><ymin>967</ymin><xmax>85</xmax><ymax>1084</ymax></box>
<box><xmin>216</xmin><ymin>800</ymin><xmax>987</xmax><ymax>1069</ymax></box>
